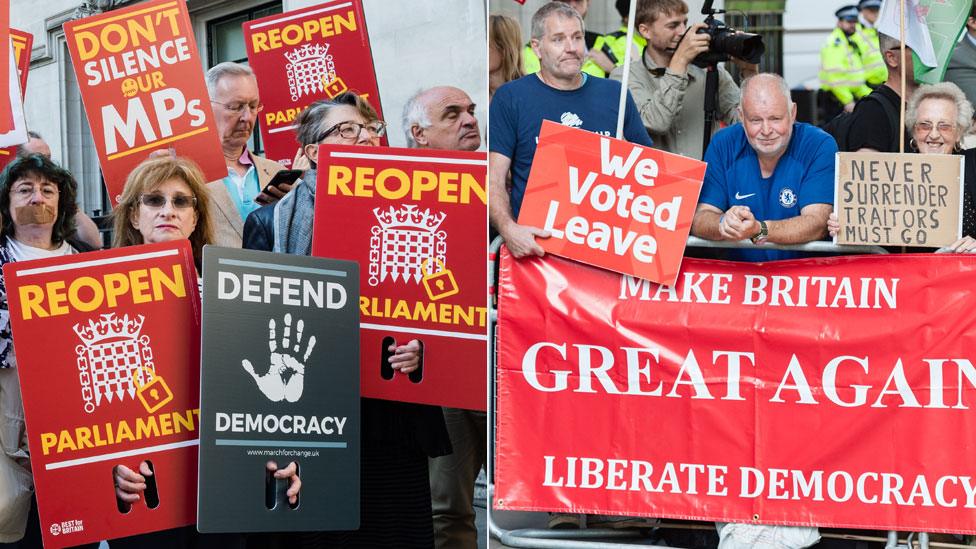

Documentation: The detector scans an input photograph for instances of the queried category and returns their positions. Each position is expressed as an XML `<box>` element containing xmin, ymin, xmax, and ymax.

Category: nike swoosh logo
<box><xmin>735</xmin><ymin>192</ymin><xmax>756</xmax><ymax>200</ymax></box>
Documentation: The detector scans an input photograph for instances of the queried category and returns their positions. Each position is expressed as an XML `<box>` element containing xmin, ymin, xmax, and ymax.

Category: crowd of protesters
<box><xmin>0</xmin><ymin>44</ymin><xmax>485</xmax><ymax>549</ymax></box>
<box><xmin>490</xmin><ymin>0</ymin><xmax>976</xmax><ymax>546</ymax></box>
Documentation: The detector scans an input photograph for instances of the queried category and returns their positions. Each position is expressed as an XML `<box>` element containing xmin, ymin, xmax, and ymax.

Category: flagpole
<box><xmin>615</xmin><ymin>0</ymin><xmax>638</xmax><ymax>139</ymax></box>
<box><xmin>899</xmin><ymin>0</ymin><xmax>906</xmax><ymax>154</ymax></box>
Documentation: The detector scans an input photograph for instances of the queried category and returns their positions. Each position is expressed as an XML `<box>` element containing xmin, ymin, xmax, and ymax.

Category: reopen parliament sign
<box><xmin>4</xmin><ymin>241</ymin><xmax>201</xmax><ymax>548</ymax></box>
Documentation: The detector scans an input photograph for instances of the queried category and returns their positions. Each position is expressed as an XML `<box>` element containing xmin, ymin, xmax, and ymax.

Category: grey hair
<box><xmin>740</xmin><ymin>73</ymin><xmax>791</xmax><ymax>106</ymax></box>
<box><xmin>878</xmin><ymin>32</ymin><xmax>901</xmax><ymax>53</ymax></box>
<box><xmin>531</xmin><ymin>2</ymin><xmax>584</xmax><ymax>41</ymax></box>
<box><xmin>905</xmin><ymin>82</ymin><xmax>974</xmax><ymax>135</ymax></box>
<box><xmin>205</xmin><ymin>62</ymin><xmax>255</xmax><ymax>98</ymax></box>
<box><xmin>401</xmin><ymin>89</ymin><xmax>432</xmax><ymax>148</ymax></box>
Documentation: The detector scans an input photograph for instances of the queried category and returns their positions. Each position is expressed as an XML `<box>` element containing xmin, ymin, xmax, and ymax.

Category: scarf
<box><xmin>272</xmin><ymin>167</ymin><xmax>317</xmax><ymax>255</ymax></box>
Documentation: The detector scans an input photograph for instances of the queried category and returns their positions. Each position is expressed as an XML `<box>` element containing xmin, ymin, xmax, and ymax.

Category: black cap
<box><xmin>836</xmin><ymin>5</ymin><xmax>859</xmax><ymax>20</ymax></box>
<box><xmin>858</xmin><ymin>0</ymin><xmax>882</xmax><ymax>10</ymax></box>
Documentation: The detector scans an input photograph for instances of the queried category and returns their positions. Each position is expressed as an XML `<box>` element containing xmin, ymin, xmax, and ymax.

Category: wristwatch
<box><xmin>751</xmin><ymin>221</ymin><xmax>768</xmax><ymax>245</ymax></box>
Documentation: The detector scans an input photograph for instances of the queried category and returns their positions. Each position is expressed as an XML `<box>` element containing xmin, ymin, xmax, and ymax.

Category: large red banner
<box><xmin>495</xmin><ymin>250</ymin><xmax>976</xmax><ymax>533</ymax></box>
<box><xmin>64</xmin><ymin>0</ymin><xmax>224</xmax><ymax>204</ymax></box>
<box><xmin>243</xmin><ymin>1</ymin><xmax>384</xmax><ymax>167</ymax></box>
<box><xmin>4</xmin><ymin>241</ymin><xmax>201</xmax><ymax>548</ymax></box>
<box><xmin>517</xmin><ymin>121</ymin><xmax>704</xmax><ymax>286</ymax></box>
<box><xmin>312</xmin><ymin>145</ymin><xmax>487</xmax><ymax>410</ymax></box>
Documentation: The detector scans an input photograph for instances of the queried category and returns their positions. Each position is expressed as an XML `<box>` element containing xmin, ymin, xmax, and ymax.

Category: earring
<box><xmin>909</xmin><ymin>137</ymin><xmax>917</xmax><ymax>151</ymax></box>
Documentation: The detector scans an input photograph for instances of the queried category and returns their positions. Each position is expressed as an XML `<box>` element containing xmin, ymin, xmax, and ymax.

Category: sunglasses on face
<box><xmin>139</xmin><ymin>193</ymin><xmax>197</xmax><ymax>209</ymax></box>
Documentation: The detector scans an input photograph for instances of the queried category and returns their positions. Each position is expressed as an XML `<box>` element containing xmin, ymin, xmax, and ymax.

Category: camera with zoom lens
<box><xmin>687</xmin><ymin>0</ymin><xmax>765</xmax><ymax>68</ymax></box>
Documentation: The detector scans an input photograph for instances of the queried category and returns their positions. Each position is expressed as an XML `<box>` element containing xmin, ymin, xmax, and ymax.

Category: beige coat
<box><xmin>206</xmin><ymin>152</ymin><xmax>284</xmax><ymax>248</ymax></box>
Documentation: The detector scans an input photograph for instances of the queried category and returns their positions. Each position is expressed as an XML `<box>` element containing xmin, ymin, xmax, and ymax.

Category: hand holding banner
<box><xmin>517</xmin><ymin>120</ymin><xmax>704</xmax><ymax>286</ymax></box>
<box><xmin>64</xmin><ymin>0</ymin><xmax>225</xmax><ymax>204</ymax></box>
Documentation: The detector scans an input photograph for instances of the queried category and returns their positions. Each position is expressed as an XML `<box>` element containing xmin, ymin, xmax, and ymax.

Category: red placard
<box><xmin>10</xmin><ymin>29</ymin><xmax>31</xmax><ymax>98</ymax></box>
<box><xmin>517</xmin><ymin>120</ymin><xmax>704</xmax><ymax>286</ymax></box>
<box><xmin>243</xmin><ymin>1</ymin><xmax>384</xmax><ymax>167</ymax></box>
<box><xmin>0</xmin><ymin>3</ymin><xmax>12</xmax><ymax>134</ymax></box>
<box><xmin>4</xmin><ymin>241</ymin><xmax>201</xmax><ymax>548</ymax></box>
<box><xmin>495</xmin><ymin>250</ymin><xmax>976</xmax><ymax>532</ymax></box>
<box><xmin>0</xmin><ymin>29</ymin><xmax>36</xmax><ymax>171</ymax></box>
<box><xmin>64</xmin><ymin>0</ymin><xmax>224</xmax><ymax>204</ymax></box>
<box><xmin>311</xmin><ymin>145</ymin><xmax>487</xmax><ymax>411</ymax></box>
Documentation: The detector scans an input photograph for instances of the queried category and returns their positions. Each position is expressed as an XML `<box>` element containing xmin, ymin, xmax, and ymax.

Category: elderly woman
<box><xmin>0</xmin><ymin>154</ymin><xmax>98</xmax><ymax>549</ymax></box>
<box><xmin>830</xmin><ymin>82</ymin><xmax>976</xmax><ymax>252</ymax></box>
<box><xmin>243</xmin><ymin>92</ymin><xmax>451</xmax><ymax>549</ymax></box>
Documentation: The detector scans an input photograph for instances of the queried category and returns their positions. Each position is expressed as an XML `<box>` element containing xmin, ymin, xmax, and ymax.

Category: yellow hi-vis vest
<box><xmin>851</xmin><ymin>23</ymin><xmax>886</xmax><ymax>86</ymax></box>
<box><xmin>600</xmin><ymin>26</ymin><xmax>648</xmax><ymax>67</ymax></box>
<box><xmin>819</xmin><ymin>27</ymin><xmax>873</xmax><ymax>106</ymax></box>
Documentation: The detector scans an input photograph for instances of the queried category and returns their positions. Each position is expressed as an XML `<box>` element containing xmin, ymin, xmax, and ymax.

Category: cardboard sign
<box><xmin>0</xmin><ymin>29</ymin><xmax>36</xmax><ymax>170</ymax></box>
<box><xmin>496</xmin><ymin>249</ymin><xmax>976</xmax><ymax>532</ymax></box>
<box><xmin>834</xmin><ymin>152</ymin><xmax>963</xmax><ymax>247</ymax></box>
<box><xmin>64</xmin><ymin>0</ymin><xmax>225</xmax><ymax>204</ymax></box>
<box><xmin>4</xmin><ymin>241</ymin><xmax>201</xmax><ymax>548</ymax></box>
<box><xmin>518</xmin><ymin>120</ymin><xmax>704</xmax><ymax>286</ymax></box>
<box><xmin>311</xmin><ymin>145</ymin><xmax>487</xmax><ymax>411</ymax></box>
<box><xmin>243</xmin><ymin>1</ymin><xmax>384</xmax><ymax>167</ymax></box>
<box><xmin>198</xmin><ymin>246</ymin><xmax>360</xmax><ymax>533</ymax></box>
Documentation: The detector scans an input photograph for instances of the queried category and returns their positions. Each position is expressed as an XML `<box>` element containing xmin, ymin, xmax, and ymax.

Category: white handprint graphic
<box><xmin>242</xmin><ymin>313</ymin><xmax>317</xmax><ymax>402</ymax></box>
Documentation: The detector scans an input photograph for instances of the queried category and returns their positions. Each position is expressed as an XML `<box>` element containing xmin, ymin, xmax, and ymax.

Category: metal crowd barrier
<box><xmin>486</xmin><ymin>235</ymin><xmax>972</xmax><ymax>549</ymax></box>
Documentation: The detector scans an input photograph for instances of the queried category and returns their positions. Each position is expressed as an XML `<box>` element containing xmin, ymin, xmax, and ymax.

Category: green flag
<box><xmin>877</xmin><ymin>0</ymin><xmax>970</xmax><ymax>84</ymax></box>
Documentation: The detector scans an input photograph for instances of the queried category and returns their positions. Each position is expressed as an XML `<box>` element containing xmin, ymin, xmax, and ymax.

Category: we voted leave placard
<box><xmin>64</xmin><ymin>0</ymin><xmax>224</xmax><ymax>204</ymax></box>
<box><xmin>518</xmin><ymin>121</ymin><xmax>705</xmax><ymax>286</ymax></box>
<box><xmin>4</xmin><ymin>241</ymin><xmax>201</xmax><ymax>548</ymax></box>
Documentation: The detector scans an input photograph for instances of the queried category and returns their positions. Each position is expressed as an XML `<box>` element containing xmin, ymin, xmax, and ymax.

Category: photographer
<box><xmin>612</xmin><ymin>0</ymin><xmax>757</xmax><ymax>160</ymax></box>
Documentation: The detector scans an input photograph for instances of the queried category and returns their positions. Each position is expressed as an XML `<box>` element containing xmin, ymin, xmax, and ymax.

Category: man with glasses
<box><xmin>205</xmin><ymin>62</ymin><xmax>284</xmax><ymax>248</ymax></box>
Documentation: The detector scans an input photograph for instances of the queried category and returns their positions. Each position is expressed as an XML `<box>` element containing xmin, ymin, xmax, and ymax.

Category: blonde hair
<box><xmin>112</xmin><ymin>156</ymin><xmax>213</xmax><ymax>264</ymax></box>
<box><xmin>490</xmin><ymin>15</ymin><xmax>525</xmax><ymax>86</ymax></box>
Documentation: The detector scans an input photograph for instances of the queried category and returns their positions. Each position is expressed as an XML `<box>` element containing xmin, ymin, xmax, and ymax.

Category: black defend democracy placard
<box><xmin>197</xmin><ymin>246</ymin><xmax>360</xmax><ymax>533</ymax></box>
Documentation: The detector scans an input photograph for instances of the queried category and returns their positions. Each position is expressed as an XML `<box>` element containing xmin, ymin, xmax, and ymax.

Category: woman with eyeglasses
<box><xmin>243</xmin><ymin>92</ymin><xmax>452</xmax><ymax>549</ymax></box>
<box><xmin>829</xmin><ymin>82</ymin><xmax>976</xmax><ymax>252</ymax></box>
<box><xmin>0</xmin><ymin>155</ymin><xmax>100</xmax><ymax>549</ymax></box>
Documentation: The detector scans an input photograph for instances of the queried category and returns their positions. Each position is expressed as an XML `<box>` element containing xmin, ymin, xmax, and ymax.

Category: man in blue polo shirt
<box><xmin>489</xmin><ymin>1</ymin><xmax>652</xmax><ymax>259</ymax></box>
<box><xmin>691</xmin><ymin>73</ymin><xmax>835</xmax><ymax>262</ymax></box>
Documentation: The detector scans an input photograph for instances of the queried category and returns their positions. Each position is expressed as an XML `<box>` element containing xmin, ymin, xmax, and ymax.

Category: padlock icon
<box><xmin>422</xmin><ymin>258</ymin><xmax>460</xmax><ymax>301</ymax></box>
<box><xmin>324</xmin><ymin>76</ymin><xmax>349</xmax><ymax>98</ymax></box>
<box><xmin>135</xmin><ymin>367</ymin><xmax>174</xmax><ymax>414</ymax></box>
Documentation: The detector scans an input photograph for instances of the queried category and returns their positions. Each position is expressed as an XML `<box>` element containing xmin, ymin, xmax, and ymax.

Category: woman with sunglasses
<box><xmin>106</xmin><ymin>157</ymin><xmax>253</xmax><ymax>548</ymax></box>
<box><xmin>829</xmin><ymin>82</ymin><xmax>976</xmax><ymax>252</ymax></box>
<box><xmin>243</xmin><ymin>92</ymin><xmax>452</xmax><ymax>549</ymax></box>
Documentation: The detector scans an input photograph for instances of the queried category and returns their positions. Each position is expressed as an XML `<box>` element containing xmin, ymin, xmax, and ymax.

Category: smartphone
<box><xmin>261</xmin><ymin>169</ymin><xmax>303</xmax><ymax>195</ymax></box>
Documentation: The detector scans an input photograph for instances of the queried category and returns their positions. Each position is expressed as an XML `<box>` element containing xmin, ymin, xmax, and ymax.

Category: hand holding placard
<box><xmin>518</xmin><ymin>121</ymin><xmax>705</xmax><ymax>285</ymax></box>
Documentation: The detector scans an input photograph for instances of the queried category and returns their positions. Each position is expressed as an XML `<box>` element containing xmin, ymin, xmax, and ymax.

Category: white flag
<box><xmin>876</xmin><ymin>0</ymin><xmax>936</xmax><ymax>68</ymax></box>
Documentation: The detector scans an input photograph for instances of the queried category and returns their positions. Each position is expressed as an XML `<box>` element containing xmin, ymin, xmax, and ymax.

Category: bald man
<box><xmin>403</xmin><ymin>86</ymin><xmax>481</xmax><ymax>151</ymax></box>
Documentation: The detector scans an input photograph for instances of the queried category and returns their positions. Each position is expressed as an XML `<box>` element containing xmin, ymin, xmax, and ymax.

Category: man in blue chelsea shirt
<box><xmin>691</xmin><ymin>73</ymin><xmax>835</xmax><ymax>262</ymax></box>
